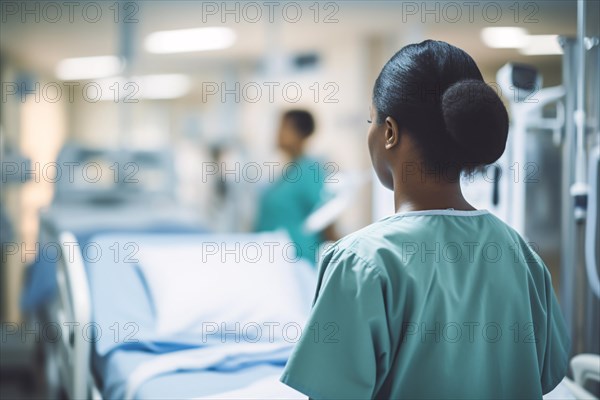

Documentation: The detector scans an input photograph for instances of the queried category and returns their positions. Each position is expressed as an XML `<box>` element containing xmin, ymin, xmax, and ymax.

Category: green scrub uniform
<box><xmin>281</xmin><ymin>209</ymin><xmax>570</xmax><ymax>399</ymax></box>
<box><xmin>255</xmin><ymin>156</ymin><xmax>326</xmax><ymax>264</ymax></box>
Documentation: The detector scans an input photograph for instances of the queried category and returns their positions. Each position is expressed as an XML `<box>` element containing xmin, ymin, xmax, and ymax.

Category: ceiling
<box><xmin>0</xmin><ymin>0</ymin><xmax>579</xmax><ymax>79</ymax></box>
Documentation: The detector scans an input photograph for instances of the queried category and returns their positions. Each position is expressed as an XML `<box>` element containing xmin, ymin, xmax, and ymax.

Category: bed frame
<box><xmin>55</xmin><ymin>231</ymin><xmax>101</xmax><ymax>400</ymax></box>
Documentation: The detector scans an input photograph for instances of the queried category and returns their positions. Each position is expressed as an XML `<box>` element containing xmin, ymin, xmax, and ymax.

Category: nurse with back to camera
<box><xmin>280</xmin><ymin>40</ymin><xmax>570</xmax><ymax>400</ymax></box>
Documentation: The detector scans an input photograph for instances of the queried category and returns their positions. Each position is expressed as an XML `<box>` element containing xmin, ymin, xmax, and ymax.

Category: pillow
<box><xmin>136</xmin><ymin>231</ymin><xmax>316</xmax><ymax>340</ymax></box>
<box><xmin>87</xmin><ymin>234</ymin><xmax>156</xmax><ymax>356</ymax></box>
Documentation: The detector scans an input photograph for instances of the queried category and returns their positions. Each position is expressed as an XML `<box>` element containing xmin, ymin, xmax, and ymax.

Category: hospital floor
<box><xmin>0</xmin><ymin>326</ymin><xmax>48</xmax><ymax>400</ymax></box>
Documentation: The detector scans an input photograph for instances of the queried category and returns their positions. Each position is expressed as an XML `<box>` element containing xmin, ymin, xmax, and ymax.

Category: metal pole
<box><xmin>559</xmin><ymin>36</ymin><xmax>578</xmax><ymax>354</ymax></box>
<box><xmin>571</xmin><ymin>0</ymin><xmax>588</xmax><ymax>221</ymax></box>
<box><xmin>118</xmin><ymin>2</ymin><xmax>136</xmax><ymax>149</ymax></box>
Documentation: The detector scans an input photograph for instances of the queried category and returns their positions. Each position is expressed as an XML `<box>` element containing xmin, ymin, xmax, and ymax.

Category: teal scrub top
<box><xmin>255</xmin><ymin>156</ymin><xmax>326</xmax><ymax>264</ymax></box>
<box><xmin>280</xmin><ymin>209</ymin><xmax>570</xmax><ymax>399</ymax></box>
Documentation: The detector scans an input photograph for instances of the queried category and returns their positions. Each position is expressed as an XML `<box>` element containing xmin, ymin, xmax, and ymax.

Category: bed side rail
<box><xmin>56</xmin><ymin>231</ymin><xmax>92</xmax><ymax>400</ymax></box>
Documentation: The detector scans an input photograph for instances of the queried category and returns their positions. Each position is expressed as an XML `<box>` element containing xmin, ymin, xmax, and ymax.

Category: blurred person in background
<box><xmin>255</xmin><ymin>110</ymin><xmax>336</xmax><ymax>265</ymax></box>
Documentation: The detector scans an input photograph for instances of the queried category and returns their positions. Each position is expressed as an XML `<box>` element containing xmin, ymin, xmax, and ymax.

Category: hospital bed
<box><xmin>22</xmin><ymin>204</ymin><xmax>206</xmax><ymax>311</ymax></box>
<box><xmin>21</xmin><ymin>143</ymin><xmax>206</xmax><ymax>313</ymax></box>
<box><xmin>54</xmin><ymin>230</ymin><xmax>315</xmax><ymax>399</ymax></box>
<box><xmin>22</xmin><ymin>143</ymin><xmax>207</xmax><ymax>312</ymax></box>
<box><xmin>19</xmin><ymin>143</ymin><xmax>208</xmax><ymax>397</ymax></box>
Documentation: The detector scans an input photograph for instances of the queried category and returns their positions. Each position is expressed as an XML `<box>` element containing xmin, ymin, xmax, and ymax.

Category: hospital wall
<box><xmin>1</xmin><ymin>60</ymin><xmax>68</xmax><ymax>322</ymax></box>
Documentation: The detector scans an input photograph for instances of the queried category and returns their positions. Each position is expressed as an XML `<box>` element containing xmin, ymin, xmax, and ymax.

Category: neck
<box><xmin>285</xmin><ymin>147</ymin><xmax>304</xmax><ymax>160</ymax></box>
<box><xmin>392</xmin><ymin>169</ymin><xmax>474</xmax><ymax>213</ymax></box>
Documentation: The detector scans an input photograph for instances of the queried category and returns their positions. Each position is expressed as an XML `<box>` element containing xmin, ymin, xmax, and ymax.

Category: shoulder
<box><xmin>483</xmin><ymin>213</ymin><xmax>553</xmax><ymax>288</ymax></box>
<box><xmin>283</xmin><ymin>156</ymin><xmax>323</xmax><ymax>187</ymax></box>
<box><xmin>317</xmin><ymin>217</ymin><xmax>403</xmax><ymax>285</ymax></box>
<box><xmin>293</xmin><ymin>156</ymin><xmax>322</xmax><ymax>172</ymax></box>
<box><xmin>332</xmin><ymin>214</ymin><xmax>410</xmax><ymax>259</ymax></box>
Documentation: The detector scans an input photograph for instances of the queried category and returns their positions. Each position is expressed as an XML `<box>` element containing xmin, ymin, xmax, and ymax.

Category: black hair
<box><xmin>373</xmin><ymin>40</ymin><xmax>508</xmax><ymax>172</ymax></box>
<box><xmin>283</xmin><ymin>110</ymin><xmax>315</xmax><ymax>138</ymax></box>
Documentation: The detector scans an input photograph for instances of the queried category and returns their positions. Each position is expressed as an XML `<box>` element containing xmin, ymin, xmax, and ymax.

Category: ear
<box><xmin>384</xmin><ymin>116</ymin><xmax>400</xmax><ymax>150</ymax></box>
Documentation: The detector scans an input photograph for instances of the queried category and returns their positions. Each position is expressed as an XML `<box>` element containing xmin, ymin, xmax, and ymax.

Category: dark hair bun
<box><xmin>442</xmin><ymin>79</ymin><xmax>508</xmax><ymax>166</ymax></box>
